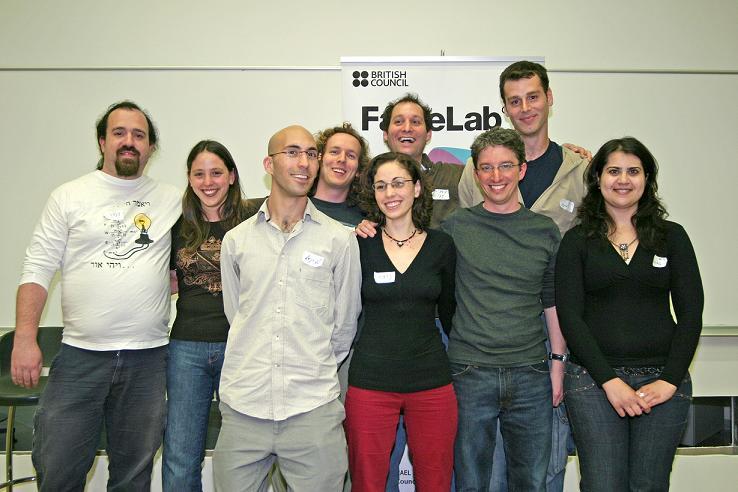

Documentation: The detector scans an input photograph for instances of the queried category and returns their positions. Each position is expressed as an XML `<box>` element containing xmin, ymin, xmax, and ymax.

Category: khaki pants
<box><xmin>213</xmin><ymin>399</ymin><xmax>347</xmax><ymax>492</ymax></box>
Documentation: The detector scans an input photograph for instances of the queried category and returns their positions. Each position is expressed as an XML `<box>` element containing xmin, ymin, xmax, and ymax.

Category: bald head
<box><xmin>263</xmin><ymin>125</ymin><xmax>319</xmax><ymax>200</ymax></box>
<box><xmin>268</xmin><ymin>125</ymin><xmax>315</xmax><ymax>155</ymax></box>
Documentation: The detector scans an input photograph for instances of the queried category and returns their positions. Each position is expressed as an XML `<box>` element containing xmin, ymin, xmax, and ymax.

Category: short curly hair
<box><xmin>311</xmin><ymin>123</ymin><xmax>370</xmax><ymax>207</ymax></box>
<box><xmin>359</xmin><ymin>152</ymin><xmax>432</xmax><ymax>230</ymax></box>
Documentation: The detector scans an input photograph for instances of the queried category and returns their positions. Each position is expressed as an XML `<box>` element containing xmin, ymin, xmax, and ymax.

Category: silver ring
<box><xmin>638</xmin><ymin>392</ymin><xmax>645</xmax><ymax>398</ymax></box>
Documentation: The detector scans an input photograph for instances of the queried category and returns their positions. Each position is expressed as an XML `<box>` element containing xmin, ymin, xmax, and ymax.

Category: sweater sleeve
<box><xmin>659</xmin><ymin>223</ymin><xmax>704</xmax><ymax>386</ymax></box>
<box><xmin>437</xmin><ymin>234</ymin><xmax>457</xmax><ymax>335</ymax></box>
<box><xmin>541</xmin><ymin>225</ymin><xmax>561</xmax><ymax>308</ymax></box>
<box><xmin>555</xmin><ymin>229</ymin><xmax>618</xmax><ymax>386</ymax></box>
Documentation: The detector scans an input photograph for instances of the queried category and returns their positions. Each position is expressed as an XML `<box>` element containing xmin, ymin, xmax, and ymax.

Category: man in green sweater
<box><xmin>441</xmin><ymin>128</ymin><xmax>566</xmax><ymax>492</ymax></box>
<box><xmin>458</xmin><ymin>60</ymin><xmax>585</xmax><ymax>492</ymax></box>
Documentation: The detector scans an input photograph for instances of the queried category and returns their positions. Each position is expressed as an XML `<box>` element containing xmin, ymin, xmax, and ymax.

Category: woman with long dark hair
<box><xmin>162</xmin><ymin>140</ymin><xmax>256</xmax><ymax>491</ymax></box>
<box><xmin>555</xmin><ymin>137</ymin><xmax>703</xmax><ymax>491</ymax></box>
<box><xmin>344</xmin><ymin>152</ymin><xmax>457</xmax><ymax>492</ymax></box>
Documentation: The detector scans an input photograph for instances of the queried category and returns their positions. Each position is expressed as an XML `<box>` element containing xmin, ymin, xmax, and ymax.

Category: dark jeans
<box><xmin>490</xmin><ymin>403</ymin><xmax>573</xmax><ymax>492</ymax></box>
<box><xmin>32</xmin><ymin>344</ymin><xmax>167</xmax><ymax>492</ymax></box>
<box><xmin>564</xmin><ymin>363</ymin><xmax>692</xmax><ymax>492</ymax></box>
<box><xmin>162</xmin><ymin>339</ymin><xmax>225</xmax><ymax>492</ymax></box>
<box><xmin>489</xmin><ymin>330</ymin><xmax>575</xmax><ymax>492</ymax></box>
<box><xmin>452</xmin><ymin>361</ymin><xmax>552</xmax><ymax>492</ymax></box>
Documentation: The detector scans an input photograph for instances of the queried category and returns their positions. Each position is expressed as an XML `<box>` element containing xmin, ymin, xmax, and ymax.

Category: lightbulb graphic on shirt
<box><xmin>103</xmin><ymin>210</ymin><xmax>155</xmax><ymax>260</ymax></box>
<box><xmin>134</xmin><ymin>213</ymin><xmax>154</xmax><ymax>245</ymax></box>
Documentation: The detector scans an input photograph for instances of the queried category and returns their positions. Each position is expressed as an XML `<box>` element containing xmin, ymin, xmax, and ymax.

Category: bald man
<box><xmin>213</xmin><ymin>126</ymin><xmax>362</xmax><ymax>491</ymax></box>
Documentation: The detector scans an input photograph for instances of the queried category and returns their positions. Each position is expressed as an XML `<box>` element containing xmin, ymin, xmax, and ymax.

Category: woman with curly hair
<box><xmin>555</xmin><ymin>137</ymin><xmax>703</xmax><ymax>491</ymax></box>
<box><xmin>344</xmin><ymin>152</ymin><xmax>457</xmax><ymax>492</ymax></box>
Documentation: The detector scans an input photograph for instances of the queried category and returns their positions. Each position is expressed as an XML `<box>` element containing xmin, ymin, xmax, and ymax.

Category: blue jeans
<box><xmin>32</xmin><ymin>344</ymin><xmax>167</xmax><ymax>492</ymax></box>
<box><xmin>452</xmin><ymin>361</ymin><xmax>552</xmax><ymax>492</ymax></box>
<box><xmin>564</xmin><ymin>363</ymin><xmax>692</xmax><ymax>492</ymax></box>
<box><xmin>162</xmin><ymin>339</ymin><xmax>226</xmax><ymax>492</ymax></box>
<box><xmin>490</xmin><ymin>394</ymin><xmax>574</xmax><ymax>492</ymax></box>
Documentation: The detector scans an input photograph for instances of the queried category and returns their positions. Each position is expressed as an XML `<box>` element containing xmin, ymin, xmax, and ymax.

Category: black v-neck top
<box><xmin>349</xmin><ymin>229</ymin><xmax>457</xmax><ymax>392</ymax></box>
<box><xmin>555</xmin><ymin>221</ymin><xmax>703</xmax><ymax>387</ymax></box>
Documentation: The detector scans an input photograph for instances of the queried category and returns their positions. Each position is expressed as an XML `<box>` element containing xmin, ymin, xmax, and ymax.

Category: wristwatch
<box><xmin>548</xmin><ymin>352</ymin><xmax>569</xmax><ymax>362</ymax></box>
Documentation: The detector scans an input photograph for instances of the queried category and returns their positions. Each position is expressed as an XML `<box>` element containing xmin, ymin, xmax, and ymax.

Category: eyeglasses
<box><xmin>477</xmin><ymin>163</ymin><xmax>519</xmax><ymax>174</ymax></box>
<box><xmin>372</xmin><ymin>179</ymin><xmax>414</xmax><ymax>192</ymax></box>
<box><xmin>269</xmin><ymin>149</ymin><xmax>319</xmax><ymax>161</ymax></box>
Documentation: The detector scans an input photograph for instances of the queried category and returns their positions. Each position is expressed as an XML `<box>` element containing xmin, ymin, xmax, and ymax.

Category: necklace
<box><xmin>383</xmin><ymin>228</ymin><xmax>419</xmax><ymax>247</ymax></box>
<box><xmin>609</xmin><ymin>237</ymin><xmax>638</xmax><ymax>260</ymax></box>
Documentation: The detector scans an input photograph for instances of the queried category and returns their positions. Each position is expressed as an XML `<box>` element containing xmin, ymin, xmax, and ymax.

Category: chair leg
<box><xmin>3</xmin><ymin>405</ymin><xmax>14</xmax><ymax>491</ymax></box>
<box><xmin>0</xmin><ymin>406</ymin><xmax>36</xmax><ymax>491</ymax></box>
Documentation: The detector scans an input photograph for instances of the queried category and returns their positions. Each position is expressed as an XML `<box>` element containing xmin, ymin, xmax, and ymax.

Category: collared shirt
<box><xmin>219</xmin><ymin>198</ymin><xmax>362</xmax><ymax>421</ymax></box>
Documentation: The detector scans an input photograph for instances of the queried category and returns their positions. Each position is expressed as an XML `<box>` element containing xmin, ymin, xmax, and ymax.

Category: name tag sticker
<box><xmin>302</xmin><ymin>251</ymin><xmax>324</xmax><ymax>268</ymax></box>
<box><xmin>374</xmin><ymin>271</ymin><xmax>396</xmax><ymax>284</ymax></box>
<box><xmin>104</xmin><ymin>209</ymin><xmax>124</xmax><ymax>221</ymax></box>
<box><xmin>432</xmin><ymin>189</ymin><xmax>450</xmax><ymax>200</ymax></box>
<box><xmin>652</xmin><ymin>255</ymin><xmax>668</xmax><ymax>268</ymax></box>
<box><xmin>559</xmin><ymin>199</ymin><xmax>575</xmax><ymax>213</ymax></box>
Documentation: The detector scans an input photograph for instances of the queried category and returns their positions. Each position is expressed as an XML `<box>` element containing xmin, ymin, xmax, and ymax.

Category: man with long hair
<box><xmin>13</xmin><ymin>101</ymin><xmax>181</xmax><ymax>490</ymax></box>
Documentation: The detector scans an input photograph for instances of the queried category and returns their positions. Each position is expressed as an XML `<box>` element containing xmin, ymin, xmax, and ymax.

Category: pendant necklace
<box><xmin>383</xmin><ymin>228</ymin><xmax>419</xmax><ymax>247</ymax></box>
<box><xmin>609</xmin><ymin>237</ymin><xmax>638</xmax><ymax>260</ymax></box>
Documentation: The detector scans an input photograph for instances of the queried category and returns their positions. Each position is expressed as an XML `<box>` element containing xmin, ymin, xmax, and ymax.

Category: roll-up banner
<box><xmin>340</xmin><ymin>55</ymin><xmax>543</xmax><ymax>491</ymax></box>
<box><xmin>341</xmin><ymin>56</ymin><xmax>542</xmax><ymax>165</ymax></box>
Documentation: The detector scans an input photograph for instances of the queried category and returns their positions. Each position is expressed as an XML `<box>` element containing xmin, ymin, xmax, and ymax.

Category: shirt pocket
<box><xmin>293</xmin><ymin>266</ymin><xmax>332</xmax><ymax>311</ymax></box>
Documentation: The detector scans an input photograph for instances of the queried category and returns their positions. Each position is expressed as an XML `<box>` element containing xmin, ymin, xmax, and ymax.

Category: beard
<box><xmin>115</xmin><ymin>157</ymin><xmax>140</xmax><ymax>177</ymax></box>
<box><xmin>114</xmin><ymin>146</ymin><xmax>141</xmax><ymax>177</ymax></box>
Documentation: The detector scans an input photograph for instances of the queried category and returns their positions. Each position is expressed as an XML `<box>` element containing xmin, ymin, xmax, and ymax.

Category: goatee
<box><xmin>115</xmin><ymin>157</ymin><xmax>140</xmax><ymax>177</ymax></box>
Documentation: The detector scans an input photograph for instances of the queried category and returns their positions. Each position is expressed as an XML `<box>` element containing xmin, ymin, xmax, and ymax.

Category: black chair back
<box><xmin>0</xmin><ymin>327</ymin><xmax>63</xmax><ymax>376</ymax></box>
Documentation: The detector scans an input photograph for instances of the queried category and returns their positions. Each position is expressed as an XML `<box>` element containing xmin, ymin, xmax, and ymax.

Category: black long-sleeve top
<box><xmin>349</xmin><ymin>229</ymin><xmax>457</xmax><ymax>393</ymax></box>
<box><xmin>555</xmin><ymin>221</ymin><xmax>703</xmax><ymax>387</ymax></box>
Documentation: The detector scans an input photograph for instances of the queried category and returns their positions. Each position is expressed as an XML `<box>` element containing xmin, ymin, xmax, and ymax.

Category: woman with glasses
<box><xmin>344</xmin><ymin>152</ymin><xmax>457</xmax><ymax>492</ymax></box>
<box><xmin>555</xmin><ymin>137</ymin><xmax>703</xmax><ymax>491</ymax></box>
<box><xmin>162</xmin><ymin>140</ymin><xmax>258</xmax><ymax>491</ymax></box>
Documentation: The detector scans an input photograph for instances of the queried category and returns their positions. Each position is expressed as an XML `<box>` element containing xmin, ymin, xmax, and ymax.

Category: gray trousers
<box><xmin>213</xmin><ymin>399</ymin><xmax>348</xmax><ymax>492</ymax></box>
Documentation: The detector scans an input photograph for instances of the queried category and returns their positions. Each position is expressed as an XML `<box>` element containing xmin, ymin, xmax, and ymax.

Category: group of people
<box><xmin>11</xmin><ymin>60</ymin><xmax>703</xmax><ymax>492</ymax></box>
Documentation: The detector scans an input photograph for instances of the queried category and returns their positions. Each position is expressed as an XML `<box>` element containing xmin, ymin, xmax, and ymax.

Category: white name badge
<box><xmin>374</xmin><ymin>271</ymin><xmax>396</xmax><ymax>284</ymax></box>
<box><xmin>652</xmin><ymin>255</ymin><xmax>668</xmax><ymax>268</ymax></box>
<box><xmin>559</xmin><ymin>199</ymin><xmax>575</xmax><ymax>213</ymax></box>
<box><xmin>302</xmin><ymin>251</ymin><xmax>324</xmax><ymax>268</ymax></box>
<box><xmin>432</xmin><ymin>189</ymin><xmax>450</xmax><ymax>200</ymax></box>
<box><xmin>104</xmin><ymin>209</ymin><xmax>125</xmax><ymax>221</ymax></box>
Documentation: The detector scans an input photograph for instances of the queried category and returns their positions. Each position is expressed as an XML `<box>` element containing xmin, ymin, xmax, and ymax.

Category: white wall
<box><xmin>1</xmin><ymin>0</ymin><xmax>737</xmax><ymax>328</ymax></box>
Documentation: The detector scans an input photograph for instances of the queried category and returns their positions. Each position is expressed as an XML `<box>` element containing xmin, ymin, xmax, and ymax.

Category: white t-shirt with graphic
<box><xmin>21</xmin><ymin>171</ymin><xmax>181</xmax><ymax>350</ymax></box>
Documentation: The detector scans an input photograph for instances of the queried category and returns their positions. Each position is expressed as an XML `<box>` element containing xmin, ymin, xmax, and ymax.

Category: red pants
<box><xmin>344</xmin><ymin>384</ymin><xmax>458</xmax><ymax>492</ymax></box>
